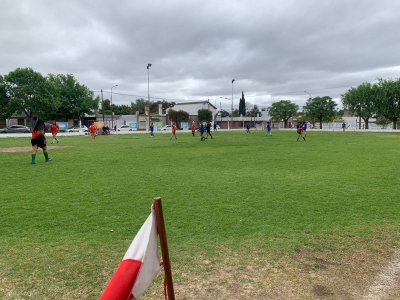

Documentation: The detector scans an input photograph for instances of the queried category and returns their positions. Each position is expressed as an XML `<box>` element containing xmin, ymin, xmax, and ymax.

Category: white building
<box><xmin>167</xmin><ymin>101</ymin><xmax>218</xmax><ymax>122</ymax></box>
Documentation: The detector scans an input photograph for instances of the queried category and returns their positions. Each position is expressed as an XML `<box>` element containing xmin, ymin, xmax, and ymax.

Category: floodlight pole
<box><xmin>231</xmin><ymin>79</ymin><xmax>235</xmax><ymax>130</ymax></box>
<box><xmin>147</xmin><ymin>63</ymin><xmax>152</xmax><ymax>131</ymax></box>
<box><xmin>111</xmin><ymin>85</ymin><xmax>118</xmax><ymax>129</ymax></box>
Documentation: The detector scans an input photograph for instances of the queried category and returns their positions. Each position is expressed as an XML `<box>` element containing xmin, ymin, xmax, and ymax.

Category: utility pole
<box><xmin>101</xmin><ymin>89</ymin><xmax>104</xmax><ymax>122</ymax></box>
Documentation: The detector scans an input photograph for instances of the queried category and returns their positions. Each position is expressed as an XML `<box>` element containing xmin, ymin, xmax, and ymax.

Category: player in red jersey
<box><xmin>296</xmin><ymin>122</ymin><xmax>306</xmax><ymax>142</ymax></box>
<box><xmin>170</xmin><ymin>123</ymin><xmax>177</xmax><ymax>140</ymax></box>
<box><xmin>191</xmin><ymin>123</ymin><xmax>196</xmax><ymax>137</ymax></box>
<box><xmin>89</xmin><ymin>122</ymin><xmax>97</xmax><ymax>141</ymax></box>
<box><xmin>31</xmin><ymin>119</ymin><xmax>51</xmax><ymax>164</ymax></box>
<box><xmin>50</xmin><ymin>121</ymin><xmax>59</xmax><ymax>144</ymax></box>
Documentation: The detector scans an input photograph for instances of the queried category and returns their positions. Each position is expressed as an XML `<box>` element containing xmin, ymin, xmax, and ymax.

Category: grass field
<box><xmin>1</xmin><ymin>130</ymin><xmax>400</xmax><ymax>299</ymax></box>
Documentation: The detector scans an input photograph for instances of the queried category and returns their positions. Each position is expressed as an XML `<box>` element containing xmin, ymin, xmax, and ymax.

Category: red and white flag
<box><xmin>100</xmin><ymin>206</ymin><xmax>162</xmax><ymax>300</ymax></box>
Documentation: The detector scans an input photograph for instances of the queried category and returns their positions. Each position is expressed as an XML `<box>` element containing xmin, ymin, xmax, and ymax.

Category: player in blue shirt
<box><xmin>149</xmin><ymin>123</ymin><xmax>154</xmax><ymax>137</ymax></box>
<box><xmin>302</xmin><ymin>121</ymin><xmax>307</xmax><ymax>137</ymax></box>
<box><xmin>246</xmin><ymin>123</ymin><xmax>250</xmax><ymax>133</ymax></box>
<box><xmin>266</xmin><ymin>121</ymin><xmax>272</xmax><ymax>136</ymax></box>
<box><xmin>199</xmin><ymin>122</ymin><xmax>206</xmax><ymax>141</ymax></box>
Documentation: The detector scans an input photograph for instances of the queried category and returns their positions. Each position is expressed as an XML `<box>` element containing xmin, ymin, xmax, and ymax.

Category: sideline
<box><xmin>362</xmin><ymin>246</ymin><xmax>400</xmax><ymax>300</ymax></box>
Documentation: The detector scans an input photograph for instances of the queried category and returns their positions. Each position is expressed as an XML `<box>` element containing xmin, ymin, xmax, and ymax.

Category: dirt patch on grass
<box><xmin>143</xmin><ymin>242</ymin><xmax>400</xmax><ymax>300</ymax></box>
<box><xmin>0</xmin><ymin>146</ymin><xmax>71</xmax><ymax>153</ymax></box>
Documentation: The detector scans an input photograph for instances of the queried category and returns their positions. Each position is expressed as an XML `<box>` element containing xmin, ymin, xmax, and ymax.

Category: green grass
<box><xmin>1</xmin><ymin>130</ymin><xmax>400</xmax><ymax>299</ymax></box>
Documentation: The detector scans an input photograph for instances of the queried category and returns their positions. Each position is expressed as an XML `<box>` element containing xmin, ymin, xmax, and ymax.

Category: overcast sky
<box><xmin>1</xmin><ymin>0</ymin><xmax>399</xmax><ymax>111</ymax></box>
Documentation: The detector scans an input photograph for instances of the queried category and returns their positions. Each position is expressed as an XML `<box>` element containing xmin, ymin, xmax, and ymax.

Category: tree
<box><xmin>219</xmin><ymin>109</ymin><xmax>230</xmax><ymax>117</ymax></box>
<box><xmin>5</xmin><ymin>68</ymin><xmax>58</xmax><ymax>127</ymax></box>
<box><xmin>169</xmin><ymin>109</ymin><xmax>189</xmax><ymax>128</ymax></box>
<box><xmin>0</xmin><ymin>75</ymin><xmax>12</xmax><ymax>120</ymax></box>
<box><xmin>303</xmin><ymin>96</ymin><xmax>337</xmax><ymax>129</ymax></box>
<box><xmin>232</xmin><ymin>109</ymin><xmax>240</xmax><ymax>117</ymax></box>
<box><xmin>375</xmin><ymin>78</ymin><xmax>400</xmax><ymax>129</ymax></box>
<box><xmin>239</xmin><ymin>91</ymin><xmax>246</xmax><ymax>116</ymax></box>
<box><xmin>267</xmin><ymin>100</ymin><xmax>299</xmax><ymax>128</ymax></box>
<box><xmin>100</xmin><ymin>99</ymin><xmax>112</xmax><ymax>115</ymax></box>
<box><xmin>246</xmin><ymin>104</ymin><xmax>261</xmax><ymax>117</ymax></box>
<box><xmin>198</xmin><ymin>109</ymin><xmax>212</xmax><ymax>122</ymax></box>
<box><xmin>341</xmin><ymin>82</ymin><xmax>377</xmax><ymax>129</ymax></box>
<box><xmin>113</xmin><ymin>104</ymin><xmax>132</xmax><ymax>115</ymax></box>
<box><xmin>47</xmin><ymin>73</ymin><xmax>98</xmax><ymax>121</ymax></box>
<box><xmin>130</xmin><ymin>98</ymin><xmax>147</xmax><ymax>112</ymax></box>
<box><xmin>375</xmin><ymin>116</ymin><xmax>391</xmax><ymax>129</ymax></box>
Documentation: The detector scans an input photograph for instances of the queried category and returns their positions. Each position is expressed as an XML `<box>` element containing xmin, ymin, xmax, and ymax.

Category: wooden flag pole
<box><xmin>153</xmin><ymin>197</ymin><xmax>175</xmax><ymax>300</ymax></box>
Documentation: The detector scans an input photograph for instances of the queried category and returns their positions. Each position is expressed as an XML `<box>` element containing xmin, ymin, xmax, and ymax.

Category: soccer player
<box><xmin>297</xmin><ymin>122</ymin><xmax>306</xmax><ymax>142</ymax></box>
<box><xmin>302</xmin><ymin>121</ymin><xmax>307</xmax><ymax>137</ymax></box>
<box><xmin>191</xmin><ymin>123</ymin><xmax>196</xmax><ymax>137</ymax></box>
<box><xmin>246</xmin><ymin>123</ymin><xmax>250</xmax><ymax>133</ymax></box>
<box><xmin>199</xmin><ymin>122</ymin><xmax>206</xmax><ymax>141</ymax></box>
<box><xmin>31</xmin><ymin>119</ymin><xmax>51</xmax><ymax>164</ymax></box>
<box><xmin>150</xmin><ymin>122</ymin><xmax>154</xmax><ymax>137</ymax></box>
<box><xmin>89</xmin><ymin>122</ymin><xmax>97</xmax><ymax>141</ymax></box>
<box><xmin>206</xmin><ymin>121</ymin><xmax>213</xmax><ymax>139</ymax></box>
<box><xmin>50</xmin><ymin>121</ymin><xmax>59</xmax><ymax>143</ymax></box>
<box><xmin>266</xmin><ymin>121</ymin><xmax>272</xmax><ymax>136</ymax></box>
<box><xmin>170</xmin><ymin>123</ymin><xmax>177</xmax><ymax>140</ymax></box>
<box><xmin>342</xmin><ymin>122</ymin><xmax>346</xmax><ymax>132</ymax></box>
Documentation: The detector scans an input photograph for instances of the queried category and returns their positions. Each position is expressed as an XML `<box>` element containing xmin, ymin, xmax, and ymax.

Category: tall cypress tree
<box><xmin>239</xmin><ymin>91</ymin><xmax>246</xmax><ymax>116</ymax></box>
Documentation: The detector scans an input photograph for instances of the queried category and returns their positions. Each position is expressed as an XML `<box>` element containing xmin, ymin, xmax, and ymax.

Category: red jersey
<box><xmin>50</xmin><ymin>123</ymin><xmax>59</xmax><ymax>133</ymax></box>
<box><xmin>90</xmin><ymin>125</ymin><xmax>97</xmax><ymax>133</ymax></box>
<box><xmin>172</xmin><ymin>125</ymin><xmax>176</xmax><ymax>133</ymax></box>
<box><xmin>191</xmin><ymin>124</ymin><xmax>196</xmax><ymax>132</ymax></box>
<box><xmin>32</xmin><ymin>129</ymin><xmax>44</xmax><ymax>139</ymax></box>
<box><xmin>297</xmin><ymin>126</ymin><xmax>303</xmax><ymax>134</ymax></box>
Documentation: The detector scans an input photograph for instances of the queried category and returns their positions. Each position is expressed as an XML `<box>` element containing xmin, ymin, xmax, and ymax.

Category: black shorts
<box><xmin>31</xmin><ymin>136</ymin><xmax>46</xmax><ymax>148</ymax></box>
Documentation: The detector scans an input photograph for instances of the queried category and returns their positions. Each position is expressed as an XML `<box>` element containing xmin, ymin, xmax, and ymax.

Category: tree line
<box><xmin>341</xmin><ymin>78</ymin><xmax>400</xmax><ymax>129</ymax></box>
<box><xmin>0</xmin><ymin>67</ymin><xmax>179</xmax><ymax>128</ymax></box>
<box><xmin>266</xmin><ymin>78</ymin><xmax>400</xmax><ymax>129</ymax></box>
<box><xmin>0</xmin><ymin>68</ymin><xmax>99</xmax><ymax>126</ymax></box>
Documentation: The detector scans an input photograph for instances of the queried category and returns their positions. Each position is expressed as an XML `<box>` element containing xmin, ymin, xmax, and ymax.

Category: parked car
<box><xmin>67</xmin><ymin>125</ymin><xmax>88</xmax><ymax>132</ymax></box>
<box><xmin>117</xmin><ymin>125</ymin><xmax>132</xmax><ymax>131</ymax></box>
<box><xmin>157</xmin><ymin>125</ymin><xmax>172</xmax><ymax>131</ymax></box>
<box><xmin>0</xmin><ymin>125</ymin><xmax>31</xmax><ymax>133</ymax></box>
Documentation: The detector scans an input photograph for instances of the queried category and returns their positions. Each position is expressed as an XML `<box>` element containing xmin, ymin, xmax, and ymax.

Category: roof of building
<box><xmin>174</xmin><ymin>101</ymin><xmax>217</xmax><ymax>110</ymax></box>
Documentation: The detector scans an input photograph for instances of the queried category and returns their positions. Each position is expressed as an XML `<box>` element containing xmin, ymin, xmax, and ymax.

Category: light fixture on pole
<box><xmin>231</xmin><ymin>79</ymin><xmax>235</xmax><ymax>130</ymax></box>
<box><xmin>111</xmin><ymin>85</ymin><xmax>118</xmax><ymax>129</ymax></box>
<box><xmin>147</xmin><ymin>63</ymin><xmax>152</xmax><ymax>130</ymax></box>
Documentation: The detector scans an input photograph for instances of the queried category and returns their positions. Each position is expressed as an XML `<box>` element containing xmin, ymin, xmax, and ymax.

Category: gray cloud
<box><xmin>1</xmin><ymin>0</ymin><xmax>399</xmax><ymax>111</ymax></box>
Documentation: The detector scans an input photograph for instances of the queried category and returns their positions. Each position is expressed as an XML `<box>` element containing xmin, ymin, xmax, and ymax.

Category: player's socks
<box><xmin>44</xmin><ymin>152</ymin><xmax>49</xmax><ymax>160</ymax></box>
<box><xmin>31</xmin><ymin>154</ymin><xmax>36</xmax><ymax>163</ymax></box>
